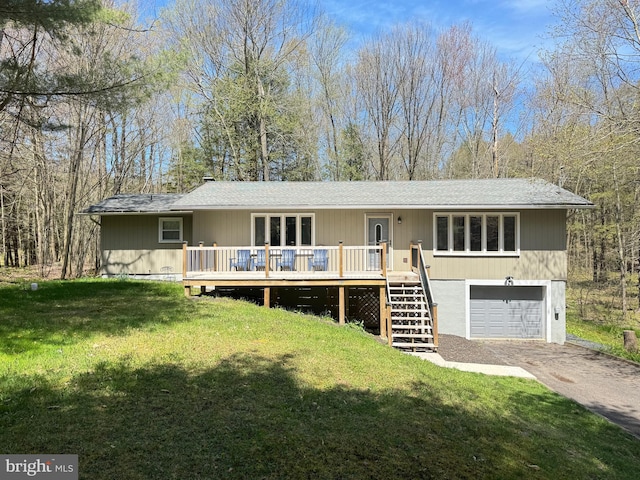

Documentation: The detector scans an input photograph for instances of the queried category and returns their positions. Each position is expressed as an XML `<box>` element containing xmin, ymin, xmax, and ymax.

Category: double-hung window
<box><xmin>159</xmin><ymin>217</ymin><xmax>183</xmax><ymax>243</ymax></box>
<box><xmin>252</xmin><ymin>214</ymin><xmax>314</xmax><ymax>246</ymax></box>
<box><xmin>433</xmin><ymin>213</ymin><xmax>519</xmax><ymax>255</ymax></box>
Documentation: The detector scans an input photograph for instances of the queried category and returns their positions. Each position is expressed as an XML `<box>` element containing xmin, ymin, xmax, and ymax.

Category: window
<box><xmin>252</xmin><ymin>214</ymin><xmax>314</xmax><ymax>246</ymax></box>
<box><xmin>159</xmin><ymin>217</ymin><xmax>183</xmax><ymax>243</ymax></box>
<box><xmin>434</xmin><ymin>213</ymin><xmax>519</xmax><ymax>255</ymax></box>
<box><xmin>436</xmin><ymin>216</ymin><xmax>449</xmax><ymax>251</ymax></box>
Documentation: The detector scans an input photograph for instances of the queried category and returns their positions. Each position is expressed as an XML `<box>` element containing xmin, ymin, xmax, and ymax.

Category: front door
<box><xmin>367</xmin><ymin>216</ymin><xmax>391</xmax><ymax>270</ymax></box>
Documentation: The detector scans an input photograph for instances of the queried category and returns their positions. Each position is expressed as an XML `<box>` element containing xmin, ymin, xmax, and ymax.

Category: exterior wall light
<box><xmin>397</xmin><ymin>216</ymin><xmax>402</xmax><ymax>224</ymax></box>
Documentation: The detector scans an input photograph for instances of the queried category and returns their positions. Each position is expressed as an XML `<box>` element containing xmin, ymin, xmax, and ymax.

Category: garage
<box><xmin>469</xmin><ymin>285</ymin><xmax>545</xmax><ymax>339</ymax></box>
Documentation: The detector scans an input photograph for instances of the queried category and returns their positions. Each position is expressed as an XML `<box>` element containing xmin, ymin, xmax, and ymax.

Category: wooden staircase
<box><xmin>387</xmin><ymin>274</ymin><xmax>437</xmax><ymax>352</ymax></box>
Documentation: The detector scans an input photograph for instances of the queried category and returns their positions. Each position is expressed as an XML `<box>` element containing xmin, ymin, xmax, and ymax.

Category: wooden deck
<box><xmin>181</xmin><ymin>242</ymin><xmax>437</xmax><ymax>353</ymax></box>
<box><xmin>182</xmin><ymin>242</ymin><xmax>393</xmax><ymax>325</ymax></box>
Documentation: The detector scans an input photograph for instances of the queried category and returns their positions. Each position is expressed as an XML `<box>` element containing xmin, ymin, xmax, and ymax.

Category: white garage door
<box><xmin>470</xmin><ymin>286</ymin><xmax>545</xmax><ymax>339</ymax></box>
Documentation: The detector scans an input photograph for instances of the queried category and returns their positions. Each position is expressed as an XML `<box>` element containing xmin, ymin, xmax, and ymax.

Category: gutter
<box><xmin>170</xmin><ymin>204</ymin><xmax>594</xmax><ymax>211</ymax></box>
<box><xmin>79</xmin><ymin>210</ymin><xmax>194</xmax><ymax>216</ymax></box>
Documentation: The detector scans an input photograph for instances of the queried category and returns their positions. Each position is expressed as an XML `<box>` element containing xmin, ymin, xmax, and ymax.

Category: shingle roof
<box><xmin>82</xmin><ymin>194</ymin><xmax>184</xmax><ymax>214</ymax></box>
<box><xmin>83</xmin><ymin>179</ymin><xmax>593</xmax><ymax>213</ymax></box>
<box><xmin>170</xmin><ymin>179</ymin><xmax>593</xmax><ymax>210</ymax></box>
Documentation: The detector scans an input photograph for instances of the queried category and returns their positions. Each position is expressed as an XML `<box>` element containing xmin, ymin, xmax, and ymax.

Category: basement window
<box><xmin>433</xmin><ymin>213</ymin><xmax>519</xmax><ymax>256</ymax></box>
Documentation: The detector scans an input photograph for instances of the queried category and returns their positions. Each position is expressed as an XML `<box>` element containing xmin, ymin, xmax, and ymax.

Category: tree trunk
<box><xmin>623</xmin><ymin>330</ymin><xmax>638</xmax><ymax>352</ymax></box>
<box><xmin>0</xmin><ymin>183</ymin><xmax>6</xmax><ymax>267</ymax></box>
<box><xmin>61</xmin><ymin>119</ymin><xmax>87</xmax><ymax>279</ymax></box>
<box><xmin>613</xmin><ymin>164</ymin><xmax>627</xmax><ymax>318</ymax></box>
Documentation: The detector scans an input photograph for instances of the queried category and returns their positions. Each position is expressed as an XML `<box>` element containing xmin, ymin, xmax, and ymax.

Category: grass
<box><xmin>1</xmin><ymin>279</ymin><xmax>640</xmax><ymax>479</ymax></box>
<box><xmin>567</xmin><ymin>273</ymin><xmax>640</xmax><ymax>363</ymax></box>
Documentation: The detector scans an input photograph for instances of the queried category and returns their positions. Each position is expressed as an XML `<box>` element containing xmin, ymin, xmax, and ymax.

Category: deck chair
<box><xmin>229</xmin><ymin>249</ymin><xmax>251</xmax><ymax>271</ymax></box>
<box><xmin>309</xmin><ymin>249</ymin><xmax>328</xmax><ymax>271</ymax></box>
<box><xmin>254</xmin><ymin>249</ymin><xmax>267</xmax><ymax>270</ymax></box>
<box><xmin>276</xmin><ymin>249</ymin><xmax>296</xmax><ymax>271</ymax></box>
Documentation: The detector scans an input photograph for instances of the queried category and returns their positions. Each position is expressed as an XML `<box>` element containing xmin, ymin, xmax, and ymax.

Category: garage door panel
<box><xmin>470</xmin><ymin>300</ymin><xmax>507</xmax><ymax>337</ymax></box>
<box><xmin>470</xmin><ymin>286</ymin><xmax>544</xmax><ymax>339</ymax></box>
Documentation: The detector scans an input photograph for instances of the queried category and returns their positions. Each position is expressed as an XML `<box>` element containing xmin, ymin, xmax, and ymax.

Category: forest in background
<box><xmin>1</xmin><ymin>0</ymin><xmax>640</xmax><ymax>323</ymax></box>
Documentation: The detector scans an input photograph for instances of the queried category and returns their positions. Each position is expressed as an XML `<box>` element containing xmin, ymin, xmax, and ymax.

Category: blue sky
<box><xmin>320</xmin><ymin>0</ymin><xmax>556</xmax><ymax>62</ymax></box>
<box><xmin>144</xmin><ymin>0</ymin><xmax>557</xmax><ymax>64</ymax></box>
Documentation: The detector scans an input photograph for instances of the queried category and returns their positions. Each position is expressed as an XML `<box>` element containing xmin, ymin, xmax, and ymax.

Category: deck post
<box><xmin>184</xmin><ymin>284</ymin><xmax>191</xmax><ymax>297</ymax></box>
<box><xmin>182</xmin><ymin>242</ymin><xmax>188</xmax><ymax>279</ymax></box>
<box><xmin>339</xmin><ymin>286</ymin><xmax>345</xmax><ymax>325</ymax></box>
<box><xmin>265</xmin><ymin>243</ymin><xmax>270</xmax><ymax>278</ymax></box>
<box><xmin>338</xmin><ymin>241</ymin><xmax>344</xmax><ymax>277</ymax></box>
<box><xmin>198</xmin><ymin>242</ymin><xmax>205</xmax><ymax>294</ymax></box>
<box><xmin>387</xmin><ymin>305</ymin><xmax>392</xmax><ymax>346</ymax></box>
<box><xmin>264</xmin><ymin>287</ymin><xmax>271</xmax><ymax>308</ymax></box>
<box><xmin>379</xmin><ymin>286</ymin><xmax>386</xmax><ymax>337</ymax></box>
<box><xmin>344</xmin><ymin>287</ymin><xmax>349</xmax><ymax>320</ymax></box>
<box><xmin>432</xmin><ymin>303</ymin><xmax>439</xmax><ymax>350</ymax></box>
<box><xmin>381</xmin><ymin>242</ymin><xmax>387</xmax><ymax>277</ymax></box>
<box><xmin>213</xmin><ymin>242</ymin><xmax>218</xmax><ymax>272</ymax></box>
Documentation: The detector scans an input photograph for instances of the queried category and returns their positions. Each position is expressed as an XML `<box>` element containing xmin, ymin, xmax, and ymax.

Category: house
<box><xmin>83</xmin><ymin>178</ymin><xmax>593</xmax><ymax>349</ymax></box>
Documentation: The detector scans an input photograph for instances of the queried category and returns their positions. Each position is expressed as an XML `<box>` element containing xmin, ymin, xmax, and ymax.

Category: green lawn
<box><xmin>1</xmin><ymin>279</ymin><xmax>639</xmax><ymax>479</ymax></box>
<box><xmin>566</xmin><ymin>274</ymin><xmax>640</xmax><ymax>363</ymax></box>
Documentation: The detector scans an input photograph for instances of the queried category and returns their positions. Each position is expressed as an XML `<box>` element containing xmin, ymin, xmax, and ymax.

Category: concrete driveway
<box><xmin>481</xmin><ymin>341</ymin><xmax>640</xmax><ymax>439</ymax></box>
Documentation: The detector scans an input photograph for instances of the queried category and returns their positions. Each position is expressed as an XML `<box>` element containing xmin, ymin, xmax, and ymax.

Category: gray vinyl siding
<box><xmin>100</xmin><ymin>214</ymin><xmax>192</xmax><ymax>275</ymax></box>
<box><xmin>100</xmin><ymin>208</ymin><xmax>567</xmax><ymax>281</ymax></box>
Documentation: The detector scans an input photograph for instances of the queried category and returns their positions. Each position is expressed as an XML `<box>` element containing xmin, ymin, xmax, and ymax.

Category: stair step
<box><xmin>392</xmin><ymin>333</ymin><xmax>434</xmax><ymax>338</ymax></box>
<box><xmin>391</xmin><ymin>324</ymin><xmax>433</xmax><ymax>331</ymax></box>
<box><xmin>389</xmin><ymin>295</ymin><xmax>422</xmax><ymax>298</ymax></box>
<box><xmin>392</xmin><ymin>342</ymin><xmax>436</xmax><ymax>348</ymax></box>
<box><xmin>390</xmin><ymin>300</ymin><xmax>425</xmax><ymax>305</ymax></box>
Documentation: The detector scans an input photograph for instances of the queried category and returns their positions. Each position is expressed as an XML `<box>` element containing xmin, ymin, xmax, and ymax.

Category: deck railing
<box><xmin>183</xmin><ymin>242</ymin><xmax>387</xmax><ymax>278</ymax></box>
<box><xmin>410</xmin><ymin>241</ymin><xmax>438</xmax><ymax>347</ymax></box>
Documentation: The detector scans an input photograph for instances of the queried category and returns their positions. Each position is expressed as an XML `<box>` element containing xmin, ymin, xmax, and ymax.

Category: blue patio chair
<box><xmin>309</xmin><ymin>249</ymin><xmax>328</xmax><ymax>271</ymax></box>
<box><xmin>254</xmin><ymin>249</ymin><xmax>267</xmax><ymax>270</ymax></box>
<box><xmin>276</xmin><ymin>249</ymin><xmax>296</xmax><ymax>271</ymax></box>
<box><xmin>229</xmin><ymin>249</ymin><xmax>251</xmax><ymax>271</ymax></box>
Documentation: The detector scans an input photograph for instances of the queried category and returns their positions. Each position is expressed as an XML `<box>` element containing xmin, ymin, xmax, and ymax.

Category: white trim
<box><xmin>250</xmin><ymin>213</ymin><xmax>315</xmax><ymax>247</ymax></box>
<box><xmin>434</xmin><ymin>212</ymin><xmax>520</xmax><ymax>257</ymax></box>
<box><xmin>176</xmin><ymin>204</ymin><xmax>590</xmax><ymax>211</ymax></box>
<box><xmin>465</xmin><ymin>279</ymin><xmax>552</xmax><ymax>342</ymax></box>
<box><xmin>82</xmin><ymin>211</ymin><xmax>193</xmax><ymax>216</ymax></box>
<box><xmin>158</xmin><ymin>217</ymin><xmax>184</xmax><ymax>243</ymax></box>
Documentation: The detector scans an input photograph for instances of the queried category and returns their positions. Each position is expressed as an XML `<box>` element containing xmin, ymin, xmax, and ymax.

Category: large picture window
<box><xmin>252</xmin><ymin>214</ymin><xmax>314</xmax><ymax>246</ymax></box>
<box><xmin>159</xmin><ymin>217</ymin><xmax>183</xmax><ymax>243</ymax></box>
<box><xmin>434</xmin><ymin>213</ymin><xmax>519</xmax><ymax>255</ymax></box>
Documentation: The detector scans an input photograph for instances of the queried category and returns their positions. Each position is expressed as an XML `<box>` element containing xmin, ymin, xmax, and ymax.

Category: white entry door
<box><xmin>366</xmin><ymin>215</ymin><xmax>392</xmax><ymax>270</ymax></box>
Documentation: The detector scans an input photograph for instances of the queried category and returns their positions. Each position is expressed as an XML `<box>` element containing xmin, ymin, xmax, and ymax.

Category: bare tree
<box><xmin>164</xmin><ymin>0</ymin><xmax>319</xmax><ymax>181</ymax></box>
<box><xmin>354</xmin><ymin>32</ymin><xmax>402</xmax><ymax>180</ymax></box>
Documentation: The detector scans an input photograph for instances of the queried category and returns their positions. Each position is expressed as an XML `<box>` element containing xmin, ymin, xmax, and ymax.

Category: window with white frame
<box><xmin>159</xmin><ymin>217</ymin><xmax>183</xmax><ymax>243</ymax></box>
<box><xmin>433</xmin><ymin>213</ymin><xmax>519</xmax><ymax>255</ymax></box>
<box><xmin>252</xmin><ymin>214</ymin><xmax>314</xmax><ymax>246</ymax></box>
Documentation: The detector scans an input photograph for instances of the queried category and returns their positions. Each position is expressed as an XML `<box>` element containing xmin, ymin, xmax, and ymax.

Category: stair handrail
<box><xmin>384</xmin><ymin>276</ymin><xmax>393</xmax><ymax>346</ymax></box>
<box><xmin>410</xmin><ymin>241</ymin><xmax>438</xmax><ymax>348</ymax></box>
